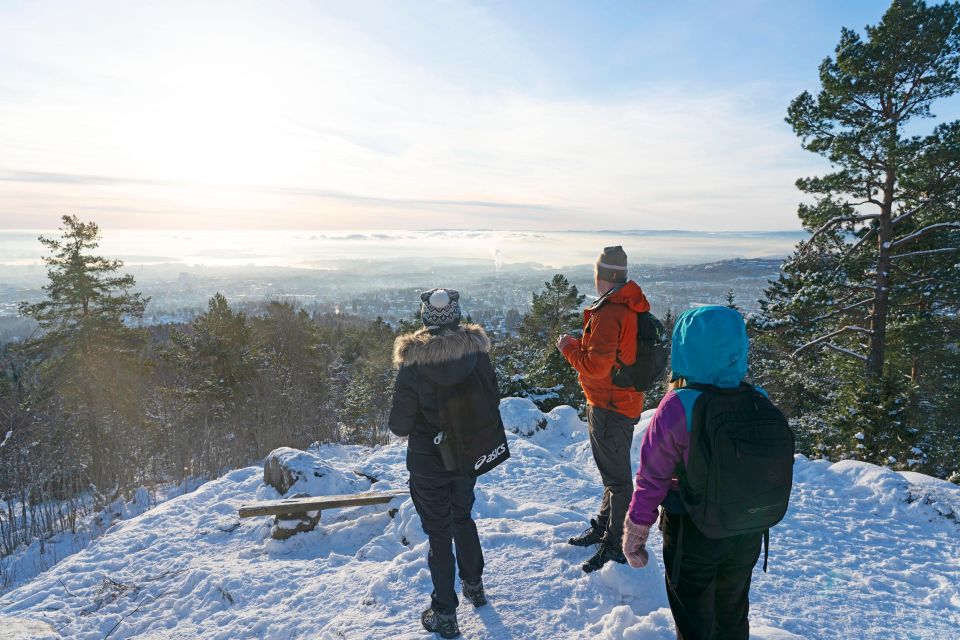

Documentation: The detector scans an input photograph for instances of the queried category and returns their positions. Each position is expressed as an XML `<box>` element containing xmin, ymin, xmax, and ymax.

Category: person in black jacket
<box><xmin>388</xmin><ymin>288</ymin><xmax>495</xmax><ymax>640</ymax></box>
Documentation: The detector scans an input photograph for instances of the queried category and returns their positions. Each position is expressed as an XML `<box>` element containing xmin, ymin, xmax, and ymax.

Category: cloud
<box><xmin>0</xmin><ymin>1</ymin><xmax>823</xmax><ymax>230</ymax></box>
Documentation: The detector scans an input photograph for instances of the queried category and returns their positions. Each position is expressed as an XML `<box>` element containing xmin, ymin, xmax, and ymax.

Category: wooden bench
<box><xmin>239</xmin><ymin>489</ymin><xmax>408</xmax><ymax>539</ymax></box>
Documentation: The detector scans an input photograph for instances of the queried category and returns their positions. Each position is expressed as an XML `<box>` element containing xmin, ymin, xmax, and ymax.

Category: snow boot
<box><xmin>462</xmin><ymin>578</ymin><xmax>487</xmax><ymax>607</ymax></box>
<box><xmin>421</xmin><ymin>607</ymin><xmax>460</xmax><ymax>639</ymax></box>
<box><xmin>568</xmin><ymin>518</ymin><xmax>606</xmax><ymax>547</ymax></box>
<box><xmin>582</xmin><ymin>541</ymin><xmax>627</xmax><ymax>573</ymax></box>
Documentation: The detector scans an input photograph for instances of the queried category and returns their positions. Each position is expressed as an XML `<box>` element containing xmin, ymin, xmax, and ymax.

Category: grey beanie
<box><xmin>420</xmin><ymin>288</ymin><xmax>462</xmax><ymax>328</ymax></box>
<box><xmin>596</xmin><ymin>246</ymin><xmax>628</xmax><ymax>284</ymax></box>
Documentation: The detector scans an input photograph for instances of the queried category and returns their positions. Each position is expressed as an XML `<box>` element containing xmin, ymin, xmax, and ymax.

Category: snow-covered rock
<box><xmin>0</xmin><ymin>401</ymin><xmax>957</xmax><ymax>638</ymax></box>
<box><xmin>261</xmin><ymin>446</ymin><xmax>373</xmax><ymax>540</ymax></box>
<box><xmin>263</xmin><ymin>446</ymin><xmax>369</xmax><ymax>497</ymax></box>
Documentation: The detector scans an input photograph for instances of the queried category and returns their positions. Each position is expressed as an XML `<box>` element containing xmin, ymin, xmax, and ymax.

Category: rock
<box><xmin>270</xmin><ymin>493</ymin><xmax>322</xmax><ymax>540</ymax></box>
<box><xmin>263</xmin><ymin>447</ymin><xmax>367</xmax><ymax>497</ymax></box>
<box><xmin>262</xmin><ymin>447</ymin><xmax>367</xmax><ymax>540</ymax></box>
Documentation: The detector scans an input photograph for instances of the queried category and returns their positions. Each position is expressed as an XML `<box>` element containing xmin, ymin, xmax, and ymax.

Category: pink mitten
<box><xmin>621</xmin><ymin>517</ymin><xmax>651</xmax><ymax>569</ymax></box>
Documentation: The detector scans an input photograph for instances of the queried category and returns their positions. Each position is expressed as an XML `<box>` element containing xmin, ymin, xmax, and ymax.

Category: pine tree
<box><xmin>509</xmin><ymin>274</ymin><xmax>586</xmax><ymax>411</ymax></box>
<box><xmin>167</xmin><ymin>293</ymin><xmax>255</xmax><ymax>472</ymax></box>
<box><xmin>644</xmin><ymin>307</ymin><xmax>676</xmax><ymax>408</ymax></box>
<box><xmin>784</xmin><ymin>0</ymin><xmax>960</xmax><ymax>378</ymax></box>
<box><xmin>19</xmin><ymin>215</ymin><xmax>148</xmax><ymax>350</ymax></box>
<box><xmin>725</xmin><ymin>290</ymin><xmax>740</xmax><ymax>311</ymax></box>
<box><xmin>17</xmin><ymin>214</ymin><xmax>150</xmax><ymax>497</ymax></box>
<box><xmin>757</xmin><ymin>0</ymin><xmax>960</xmax><ymax>474</ymax></box>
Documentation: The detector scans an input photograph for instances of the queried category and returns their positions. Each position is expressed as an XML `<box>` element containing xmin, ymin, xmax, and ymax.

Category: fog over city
<box><xmin>0</xmin><ymin>228</ymin><xmax>804</xmax><ymax>342</ymax></box>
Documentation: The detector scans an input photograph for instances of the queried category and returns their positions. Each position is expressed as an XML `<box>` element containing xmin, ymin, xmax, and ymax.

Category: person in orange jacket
<box><xmin>556</xmin><ymin>245</ymin><xmax>651</xmax><ymax>572</ymax></box>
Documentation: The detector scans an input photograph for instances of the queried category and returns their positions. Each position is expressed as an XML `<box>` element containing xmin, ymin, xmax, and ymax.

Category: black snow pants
<box><xmin>660</xmin><ymin>510</ymin><xmax>763</xmax><ymax>640</ymax></box>
<box><xmin>587</xmin><ymin>405</ymin><xmax>637</xmax><ymax>548</ymax></box>
<box><xmin>409</xmin><ymin>473</ymin><xmax>485</xmax><ymax>614</ymax></box>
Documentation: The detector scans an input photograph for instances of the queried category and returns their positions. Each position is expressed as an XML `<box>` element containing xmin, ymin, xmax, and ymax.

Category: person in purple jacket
<box><xmin>621</xmin><ymin>305</ymin><xmax>764</xmax><ymax>640</ymax></box>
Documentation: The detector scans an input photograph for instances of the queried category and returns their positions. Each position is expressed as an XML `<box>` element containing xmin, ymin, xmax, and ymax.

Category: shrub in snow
<box><xmin>499</xmin><ymin>397</ymin><xmax>548</xmax><ymax>436</ymax></box>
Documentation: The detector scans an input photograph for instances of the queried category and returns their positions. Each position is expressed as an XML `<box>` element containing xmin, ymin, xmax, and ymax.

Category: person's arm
<box><xmin>627</xmin><ymin>393</ymin><xmax>687</xmax><ymax>526</ymax></box>
<box><xmin>559</xmin><ymin>308</ymin><xmax>620</xmax><ymax>379</ymax></box>
<box><xmin>622</xmin><ymin>392</ymin><xmax>688</xmax><ymax>568</ymax></box>
<box><xmin>387</xmin><ymin>365</ymin><xmax>419</xmax><ymax>437</ymax></box>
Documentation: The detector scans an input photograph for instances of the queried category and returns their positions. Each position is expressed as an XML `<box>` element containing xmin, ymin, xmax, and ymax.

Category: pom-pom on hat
<box><xmin>420</xmin><ymin>288</ymin><xmax>462</xmax><ymax>328</ymax></box>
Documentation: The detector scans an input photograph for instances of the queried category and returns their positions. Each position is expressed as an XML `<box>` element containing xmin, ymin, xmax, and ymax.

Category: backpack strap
<box><xmin>671</xmin><ymin>388</ymin><xmax>703</xmax><ymax>432</ymax></box>
<box><xmin>763</xmin><ymin>528</ymin><xmax>770</xmax><ymax>573</ymax></box>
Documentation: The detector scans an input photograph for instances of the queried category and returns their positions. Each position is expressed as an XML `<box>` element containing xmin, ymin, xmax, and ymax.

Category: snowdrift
<box><xmin>1</xmin><ymin>400</ymin><xmax>958</xmax><ymax>639</ymax></box>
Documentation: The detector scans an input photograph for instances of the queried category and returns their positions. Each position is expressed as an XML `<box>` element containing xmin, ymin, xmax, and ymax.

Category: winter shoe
<box><xmin>568</xmin><ymin>518</ymin><xmax>606</xmax><ymax>547</ymax></box>
<box><xmin>421</xmin><ymin>607</ymin><xmax>461</xmax><ymax>639</ymax></box>
<box><xmin>582</xmin><ymin>541</ymin><xmax>627</xmax><ymax>573</ymax></box>
<box><xmin>462</xmin><ymin>579</ymin><xmax>487</xmax><ymax>607</ymax></box>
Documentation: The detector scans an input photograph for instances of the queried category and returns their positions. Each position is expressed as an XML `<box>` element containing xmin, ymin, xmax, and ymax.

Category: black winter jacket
<box><xmin>388</xmin><ymin>323</ymin><xmax>500</xmax><ymax>476</ymax></box>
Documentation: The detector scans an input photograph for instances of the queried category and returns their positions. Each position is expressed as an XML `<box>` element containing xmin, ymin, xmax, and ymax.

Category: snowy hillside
<box><xmin>1</xmin><ymin>399</ymin><xmax>958</xmax><ymax>639</ymax></box>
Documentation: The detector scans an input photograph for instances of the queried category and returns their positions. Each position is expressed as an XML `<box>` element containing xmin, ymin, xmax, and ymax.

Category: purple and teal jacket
<box><xmin>626</xmin><ymin>305</ymin><xmax>751</xmax><ymax>527</ymax></box>
<box><xmin>626</xmin><ymin>391</ymin><xmax>693</xmax><ymax>526</ymax></box>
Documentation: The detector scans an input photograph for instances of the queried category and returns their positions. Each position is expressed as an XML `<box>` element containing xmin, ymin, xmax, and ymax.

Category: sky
<box><xmin>0</xmin><ymin>0</ymin><xmax>930</xmax><ymax>231</ymax></box>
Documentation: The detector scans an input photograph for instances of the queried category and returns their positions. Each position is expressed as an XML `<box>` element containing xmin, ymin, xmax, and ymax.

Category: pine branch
<box><xmin>890</xmin><ymin>246</ymin><xmax>960</xmax><ymax>260</ymax></box>
<box><xmin>793</xmin><ymin>325</ymin><xmax>874</xmax><ymax>358</ymax></box>
<box><xmin>801</xmin><ymin>213</ymin><xmax>881</xmax><ymax>254</ymax></box>
<box><xmin>891</xmin><ymin>197</ymin><xmax>937</xmax><ymax>227</ymax></box>
<box><xmin>891</xmin><ymin>222</ymin><xmax>960</xmax><ymax>250</ymax></box>
<box><xmin>823</xmin><ymin>342</ymin><xmax>869</xmax><ymax>362</ymax></box>
<box><xmin>830</xmin><ymin>228</ymin><xmax>878</xmax><ymax>279</ymax></box>
<box><xmin>810</xmin><ymin>297</ymin><xmax>876</xmax><ymax>322</ymax></box>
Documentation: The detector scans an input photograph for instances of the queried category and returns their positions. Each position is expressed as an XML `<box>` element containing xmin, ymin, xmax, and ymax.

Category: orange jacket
<box><xmin>561</xmin><ymin>280</ymin><xmax>650</xmax><ymax>418</ymax></box>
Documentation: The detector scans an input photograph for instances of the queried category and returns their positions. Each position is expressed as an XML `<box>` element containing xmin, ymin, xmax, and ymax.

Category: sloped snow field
<box><xmin>1</xmin><ymin>399</ymin><xmax>958</xmax><ymax>639</ymax></box>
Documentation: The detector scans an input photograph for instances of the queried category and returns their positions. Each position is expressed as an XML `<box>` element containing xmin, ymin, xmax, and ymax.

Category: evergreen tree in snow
<box><xmin>756</xmin><ymin>0</ymin><xmax>960</xmax><ymax>475</ymax></box>
<box><xmin>16</xmin><ymin>215</ymin><xmax>151</xmax><ymax>499</ymax></box>
<box><xmin>166</xmin><ymin>293</ymin><xmax>256</xmax><ymax>472</ymax></box>
<box><xmin>725</xmin><ymin>289</ymin><xmax>740</xmax><ymax>311</ymax></box>
<box><xmin>644</xmin><ymin>307</ymin><xmax>676</xmax><ymax>409</ymax></box>
<box><xmin>495</xmin><ymin>274</ymin><xmax>585</xmax><ymax>411</ymax></box>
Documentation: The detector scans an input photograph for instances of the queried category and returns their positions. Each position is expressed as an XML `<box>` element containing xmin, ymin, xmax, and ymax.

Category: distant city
<box><xmin>0</xmin><ymin>254</ymin><xmax>785</xmax><ymax>344</ymax></box>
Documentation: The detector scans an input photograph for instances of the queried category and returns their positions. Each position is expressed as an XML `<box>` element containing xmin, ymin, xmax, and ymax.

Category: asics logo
<box><xmin>475</xmin><ymin>443</ymin><xmax>507</xmax><ymax>470</ymax></box>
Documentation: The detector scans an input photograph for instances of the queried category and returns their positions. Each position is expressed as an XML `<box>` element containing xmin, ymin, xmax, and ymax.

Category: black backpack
<box><xmin>435</xmin><ymin>366</ymin><xmax>510</xmax><ymax>477</ymax></box>
<box><xmin>677</xmin><ymin>382</ymin><xmax>795</xmax><ymax>538</ymax></box>
<box><xmin>611</xmin><ymin>311</ymin><xmax>670</xmax><ymax>392</ymax></box>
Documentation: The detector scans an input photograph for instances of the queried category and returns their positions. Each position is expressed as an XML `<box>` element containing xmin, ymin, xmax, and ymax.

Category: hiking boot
<box><xmin>421</xmin><ymin>607</ymin><xmax>460</xmax><ymax>639</ymax></box>
<box><xmin>462</xmin><ymin>578</ymin><xmax>487</xmax><ymax>607</ymax></box>
<box><xmin>582</xmin><ymin>541</ymin><xmax>627</xmax><ymax>573</ymax></box>
<box><xmin>568</xmin><ymin>518</ymin><xmax>606</xmax><ymax>547</ymax></box>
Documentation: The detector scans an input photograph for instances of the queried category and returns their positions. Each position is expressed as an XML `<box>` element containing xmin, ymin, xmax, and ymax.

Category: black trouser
<box><xmin>586</xmin><ymin>405</ymin><xmax>636</xmax><ymax>549</ymax></box>
<box><xmin>660</xmin><ymin>511</ymin><xmax>762</xmax><ymax>640</ymax></box>
<box><xmin>409</xmin><ymin>473</ymin><xmax>484</xmax><ymax>614</ymax></box>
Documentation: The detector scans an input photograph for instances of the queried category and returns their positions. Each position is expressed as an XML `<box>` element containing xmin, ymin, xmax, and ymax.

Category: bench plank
<box><xmin>238</xmin><ymin>489</ymin><xmax>407</xmax><ymax>518</ymax></box>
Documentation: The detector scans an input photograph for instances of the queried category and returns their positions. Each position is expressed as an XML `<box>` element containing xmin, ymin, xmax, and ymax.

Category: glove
<box><xmin>556</xmin><ymin>334</ymin><xmax>578</xmax><ymax>353</ymax></box>
<box><xmin>621</xmin><ymin>517</ymin><xmax>651</xmax><ymax>569</ymax></box>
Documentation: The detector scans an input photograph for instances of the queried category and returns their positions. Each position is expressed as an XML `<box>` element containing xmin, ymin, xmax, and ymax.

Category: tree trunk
<box><xmin>867</xmin><ymin>170</ymin><xmax>895</xmax><ymax>381</ymax></box>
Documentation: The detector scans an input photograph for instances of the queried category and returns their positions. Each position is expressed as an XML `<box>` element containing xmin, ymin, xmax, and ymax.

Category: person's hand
<box><xmin>621</xmin><ymin>517</ymin><xmax>650</xmax><ymax>569</ymax></box>
<box><xmin>556</xmin><ymin>334</ymin><xmax>578</xmax><ymax>353</ymax></box>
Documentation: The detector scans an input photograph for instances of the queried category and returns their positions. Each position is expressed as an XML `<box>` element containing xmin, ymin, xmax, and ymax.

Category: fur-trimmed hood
<box><xmin>393</xmin><ymin>323</ymin><xmax>491</xmax><ymax>368</ymax></box>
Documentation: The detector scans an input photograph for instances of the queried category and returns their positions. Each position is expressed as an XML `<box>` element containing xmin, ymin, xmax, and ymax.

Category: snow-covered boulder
<box><xmin>262</xmin><ymin>447</ymin><xmax>370</xmax><ymax>540</ymax></box>
<box><xmin>263</xmin><ymin>446</ymin><xmax>368</xmax><ymax>497</ymax></box>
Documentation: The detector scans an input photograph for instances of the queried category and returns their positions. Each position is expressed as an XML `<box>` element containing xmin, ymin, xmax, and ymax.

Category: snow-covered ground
<box><xmin>0</xmin><ymin>479</ymin><xmax>207</xmax><ymax>596</ymax></box>
<box><xmin>0</xmin><ymin>399</ymin><xmax>958</xmax><ymax>639</ymax></box>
